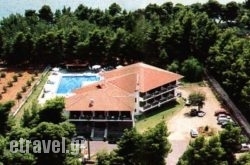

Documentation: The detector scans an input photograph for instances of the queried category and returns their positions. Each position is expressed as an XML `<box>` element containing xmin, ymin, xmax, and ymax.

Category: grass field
<box><xmin>15</xmin><ymin>71</ymin><xmax>49</xmax><ymax>121</ymax></box>
<box><xmin>135</xmin><ymin>100</ymin><xmax>184</xmax><ymax>133</ymax></box>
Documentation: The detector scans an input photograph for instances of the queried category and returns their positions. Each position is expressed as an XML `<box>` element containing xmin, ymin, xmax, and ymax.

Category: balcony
<box><xmin>154</xmin><ymin>90</ymin><xmax>160</xmax><ymax>95</ymax></box>
<box><xmin>161</xmin><ymin>87</ymin><xmax>168</xmax><ymax>92</ymax></box>
<box><xmin>120</xmin><ymin>112</ymin><xmax>132</xmax><ymax>120</ymax></box>
<box><xmin>143</xmin><ymin>104</ymin><xmax>151</xmax><ymax>110</ymax></box>
<box><xmin>152</xmin><ymin>101</ymin><xmax>158</xmax><ymax>106</ymax></box>
<box><xmin>141</xmin><ymin>85</ymin><xmax>176</xmax><ymax>101</ymax></box>
<box><xmin>140</xmin><ymin>95</ymin><xmax>176</xmax><ymax>113</ymax></box>
<box><xmin>143</xmin><ymin>93</ymin><xmax>153</xmax><ymax>100</ymax></box>
<box><xmin>107</xmin><ymin>115</ymin><xmax>119</xmax><ymax>120</ymax></box>
<box><xmin>159</xmin><ymin>97</ymin><xmax>166</xmax><ymax>102</ymax></box>
<box><xmin>69</xmin><ymin>112</ymin><xmax>92</xmax><ymax>121</ymax></box>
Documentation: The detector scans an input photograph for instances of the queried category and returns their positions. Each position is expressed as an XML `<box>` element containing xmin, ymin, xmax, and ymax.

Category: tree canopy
<box><xmin>1</xmin><ymin>1</ymin><xmax>250</xmax><ymax>164</ymax></box>
<box><xmin>96</xmin><ymin>122</ymin><xmax>171</xmax><ymax>165</ymax></box>
<box><xmin>178</xmin><ymin>124</ymin><xmax>246</xmax><ymax>165</ymax></box>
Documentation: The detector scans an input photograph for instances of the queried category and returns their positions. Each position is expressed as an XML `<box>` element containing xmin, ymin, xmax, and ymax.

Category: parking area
<box><xmin>166</xmin><ymin>83</ymin><xmax>224</xmax><ymax>164</ymax></box>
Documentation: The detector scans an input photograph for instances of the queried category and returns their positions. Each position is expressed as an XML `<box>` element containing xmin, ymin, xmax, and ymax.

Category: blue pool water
<box><xmin>57</xmin><ymin>75</ymin><xmax>100</xmax><ymax>94</ymax></box>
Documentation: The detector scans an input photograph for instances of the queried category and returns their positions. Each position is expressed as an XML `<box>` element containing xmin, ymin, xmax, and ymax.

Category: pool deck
<box><xmin>38</xmin><ymin>71</ymin><xmax>101</xmax><ymax>104</ymax></box>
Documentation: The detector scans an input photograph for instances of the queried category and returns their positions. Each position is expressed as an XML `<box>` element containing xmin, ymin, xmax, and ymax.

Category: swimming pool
<box><xmin>56</xmin><ymin>75</ymin><xmax>100</xmax><ymax>94</ymax></box>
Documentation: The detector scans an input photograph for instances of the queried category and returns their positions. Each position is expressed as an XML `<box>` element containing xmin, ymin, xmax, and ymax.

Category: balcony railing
<box><xmin>143</xmin><ymin>93</ymin><xmax>153</xmax><ymax>99</ymax></box>
<box><xmin>141</xmin><ymin>86</ymin><xmax>176</xmax><ymax>101</ymax></box>
<box><xmin>140</xmin><ymin>96</ymin><xmax>176</xmax><ymax>112</ymax></box>
<box><xmin>143</xmin><ymin>104</ymin><xmax>151</xmax><ymax>109</ymax></box>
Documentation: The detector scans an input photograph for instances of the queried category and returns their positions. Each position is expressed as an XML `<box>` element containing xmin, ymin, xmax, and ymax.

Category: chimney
<box><xmin>97</xmin><ymin>83</ymin><xmax>105</xmax><ymax>89</ymax></box>
<box><xmin>89</xmin><ymin>99</ymin><xmax>94</xmax><ymax>107</ymax></box>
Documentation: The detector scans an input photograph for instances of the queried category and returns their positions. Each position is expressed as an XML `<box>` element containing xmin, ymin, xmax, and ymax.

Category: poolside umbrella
<box><xmin>92</xmin><ymin>65</ymin><xmax>101</xmax><ymax>69</ymax></box>
<box><xmin>52</xmin><ymin>67</ymin><xmax>60</xmax><ymax>72</ymax></box>
<box><xmin>116</xmin><ymin>65</ymin><xmax>123</xmax><ymax>69</ymax></box>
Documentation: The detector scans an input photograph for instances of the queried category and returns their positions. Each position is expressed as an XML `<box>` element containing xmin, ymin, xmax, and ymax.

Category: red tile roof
<box><xmin>65</xmin><ymin>62</ymin><xmax>183</xmax><ymax>111</ymax></box>
<box><xmin>102</xmin><ymin>62</ymin><xmax>183</xmax><ymax>93</ymax></box>
<box><xmin>66</xmin><ymin>82</ymin><xmax>135</xmax><ymax>111</ymax></box>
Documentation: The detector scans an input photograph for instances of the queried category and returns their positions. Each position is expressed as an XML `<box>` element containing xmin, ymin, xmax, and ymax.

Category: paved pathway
<box><xmin>166</xmin><ymin>139</ymin><xmax>189</xmax><ymax>165</ymax></box>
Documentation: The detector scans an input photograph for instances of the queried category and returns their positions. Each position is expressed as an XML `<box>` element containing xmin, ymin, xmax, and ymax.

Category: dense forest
<box><xmin>0</xmin><ymin>1</ymin><xmax>249</xmax><ymax>119</ymax></box>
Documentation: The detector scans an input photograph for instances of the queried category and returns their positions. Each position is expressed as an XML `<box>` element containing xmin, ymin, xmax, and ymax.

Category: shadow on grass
<box><xmin>136</xmin><ymin>101</ymin><xmax>180</xmax><ymax>122</ymax></box>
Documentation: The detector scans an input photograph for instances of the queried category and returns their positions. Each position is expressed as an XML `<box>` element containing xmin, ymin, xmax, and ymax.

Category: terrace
<box><xmin>139</xmin><ymin>82</ymin><xmax>177</xmax><ymax>101</ymax></box>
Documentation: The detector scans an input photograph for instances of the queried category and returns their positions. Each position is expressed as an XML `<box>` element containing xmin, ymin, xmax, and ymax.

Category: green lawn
<box><xmin>15</xmin><ymin>71</ymin><xmax>49</xmax><ymax>121</ymax></box>
<box><xmin>135</xmin><ymin>100</ymin><xmax>184</xmax><ymax>133</ymax></box>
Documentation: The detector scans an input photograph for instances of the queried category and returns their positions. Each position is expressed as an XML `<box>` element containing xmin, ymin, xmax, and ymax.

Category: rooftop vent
<box><xmin>89</xmin><ymin>99</ymin><xmax>94</xmax><ymax>107</ymax></box>
<box><xmin>97</xmin><ymin>83</ymin><xmax>105</xmax><ymax>89</ymax></box>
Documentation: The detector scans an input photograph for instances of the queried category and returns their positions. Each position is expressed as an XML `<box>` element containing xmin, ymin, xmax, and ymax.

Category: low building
<box><xmin>65</xmin><ymin>62</ymin><xmax>183</xmax><ymax>140</ymax></box>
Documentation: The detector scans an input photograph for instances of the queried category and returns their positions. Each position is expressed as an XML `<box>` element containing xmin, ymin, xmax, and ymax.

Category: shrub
<box><xmin>180</xmin><ymin>57</ymin><xmax>203</xmax><ymax>82</ymax></box>
<box><xmin>34</xmin><ymin>71</ymin><xmax>39</xmax><ymax>77</ymax></box>
<box><xmin>31</xmin><ymin>76</ymin><xmax>35</xmax><ymax>82</ymax></box>
<box><xmin>26</xmin><ymin>80</ymin><xmax>31</xmax><ymax>87</ymax></box>
<box><xmin>22</xmin><ymin>86</ymin><xmax>27</xmax><ymax>93</ymax></box>
<box><xmin>7</xmin><ymin>81</ymin><xmax>13</xmax><ymax>87</ymax></box>
<box><xmin>2</xmin><ymin>86</ymin><xmax>7</xmax><ymax>93</ymax></box>
<box><xmin>17</xmin><ymin>72</ymin><xmax>23</xmax><ymax>77</ymax></box>
<box><xmin>16</xmin><ymin>92</ymin><xmax>22</xmax><ymax>100</ymax></box>
<box><xmin>205</xmin><ymin>125</ymin><xmax>209</xmax><ymax>132</ymax></box>
<box><xmin>0</xmin><ymin>72</ymin><xmax>6</xmax><ymax>78</ymax></box>
<box><xmin>12</xmin><ymin>75</ymin><xmax>18</xmax><ymax>82</ymax></box>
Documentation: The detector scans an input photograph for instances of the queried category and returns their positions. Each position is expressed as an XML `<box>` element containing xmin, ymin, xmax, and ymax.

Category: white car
<box><xmin>185</xmin><ymin>99</ymin><xmax>191</xmax><ymax>106</ymax></box>
<box><xmin>190</xmin><ymin>129</ymin><xmax>198</xmax><ymax>138</ymax></box>
<box><xmin>217</xmin><ymin>114</ymin><xmax>231</xmax><ymax>119</ymax></box>
<box><xmin>240</xmin><ymin>143</ymin><xmax>250</xmax><ymax>152</ymax></box>
<box><xmin>218</xmin><ymin>118</ymin><xmax>232</xmax><ymax>125</ymax></box>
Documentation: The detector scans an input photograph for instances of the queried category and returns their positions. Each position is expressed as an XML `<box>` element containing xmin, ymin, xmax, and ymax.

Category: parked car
<box><xmin>218</xmin><ymin>118</ymin><xmax>232</xmax><ymax>125</ymax></box>
<box><xmin>185</xmin><ymin>99</ymin><xmax>191</xmax><ymax>106</ymax></box>
<box><xmin>197</xmin><ymin>111</ymin><xmax>206</xmax><ymax>117</ymax></box>
<box><xmin>190</xmin><ymin>109</ymin><xmax>198</xmax><ymax>116</ymax></box>
<box><xmin>190</xmin><ymin>128</ymin><xmax>199</xmax><ymax>138</ymax></box>
<box><xmin>214</xmin><ymin>109</ymin><xmax>230</xmax><ymax>116</ymax></box>
<box><xmin>239</xmin><ymin>143</ymin><xmax>250</xmax><ymax>152</ymax></box>
<box><xmin>217</xmin><ymin>114</ymin><xmax>231</xmax><ymax>119</ymax></box>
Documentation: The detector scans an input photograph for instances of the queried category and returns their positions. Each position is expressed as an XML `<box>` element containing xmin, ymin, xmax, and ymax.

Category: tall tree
<box><xmin>220</xmin><ymin>124</ymin><xmax>245</xmax><ymax>163</ymax></box>
<box><xmin>108</xmin><ymin>3</ymin><xmax>122</xmax><ymax>16</ymax></box>
<box><xmin>38</xmin><ymin>5</ymin><xmax>53</xmax><ymax>23</ymax></box>
<box><xmin>188</xmin><ymin>92</ymin><xmax>206</xmax><ymax>110</ymax></box>
<box><xmin>203</xmin><ymin>0</ymin><xmax>223</xmax><ymax>21</ymax></box>
<box><xmin>0</xmin><ymin>30</ymin><xmax>4</xmax><ymax>58</ymax></box>
<box><xmin>29</xmin><ymin>122</ymin><xmax>76</xmax><ymax>165</ymax></box>
<box><xmin>141</xmin><ymin>121</ymin><xmax>171</xmax><ymax>165</ymax></box>
<box><xmin>87</xmin><ymin>29</ymin><xmax>111</xmax><ymax>64</ymax></box>
<box><xmin>235</xmin><ymin>152</ymin><xmax>250</xmax><ymax>165</ymax></box>
<box><xmin>181</xmin><ymin>57</ymin><xmax>203</xmax><ymax>82</ymax></box>
<box><xmin>178</xmin><ymin>136</ymin><xmax>226</xmax><ymax>165</ymax></box>
<box><xmin>0</xmin><ymin>101</ymin><xmax>14</xmax><ymax>135</ymax></box>
<box><xmin>223</xmin><ymin>2</ymin><xmax>240</xmax><ymax>22</ymax></box>
<box><xmin>37</xmin><ymin>97</ymin><xmax>66</xmax><ymax>124</ymax></box>
<box><xmin>115</xmin><ymin>128</ymin><xmax>142</xmax><ymax>164</ymax></box>
<box><xmin>65</xmin><ymin>27</ymin><xmax>80</xmax><ymax>61</ymax></box>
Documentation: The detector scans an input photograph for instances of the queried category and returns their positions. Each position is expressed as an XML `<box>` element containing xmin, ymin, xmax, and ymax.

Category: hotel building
<box><xmin>65</xmin><ymin>63</ymin><xmax>183</xmax><ymax>140</ymax></box>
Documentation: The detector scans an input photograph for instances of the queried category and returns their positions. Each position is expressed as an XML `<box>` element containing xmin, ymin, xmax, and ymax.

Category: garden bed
<box><xmin>0</xmin><ymin>67</ymin><xmax>42</xmax><ymax>113</ymax></box>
